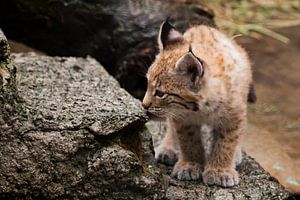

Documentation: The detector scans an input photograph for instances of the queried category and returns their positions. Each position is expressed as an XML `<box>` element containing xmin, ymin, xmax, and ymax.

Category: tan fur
<box><xmin>143</xmin><ymin>23</ymin><xmax>252</xmax><ymax>187</ymax></box>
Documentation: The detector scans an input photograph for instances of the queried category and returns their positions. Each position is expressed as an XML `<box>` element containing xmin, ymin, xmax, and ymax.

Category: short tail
<box><xmin>247</xmin><ymin>82</ymin><xmax>257</xmax><ymax>103</ymax></box>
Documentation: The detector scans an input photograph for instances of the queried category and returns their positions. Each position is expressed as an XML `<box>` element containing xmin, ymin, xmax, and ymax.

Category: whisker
<box><xmin>159</xmin><ymin>121</ymin><xmax>162</xmax><ymax>136</ymax></box>
<box><xmin>163</xmin><ymin>110</ymin><xmax>184</xmax><ymax>121</ymax></box>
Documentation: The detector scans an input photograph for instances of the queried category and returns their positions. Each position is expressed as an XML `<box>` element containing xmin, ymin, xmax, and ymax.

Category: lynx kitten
<box><xmin>142</xmin><ymin>20</ymin><xmax>253</xmax><ymax>187</ymax></box>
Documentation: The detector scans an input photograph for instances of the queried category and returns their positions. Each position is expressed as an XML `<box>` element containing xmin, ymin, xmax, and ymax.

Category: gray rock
<box><xmin>13</xmin><ymin>53</ymin><xmax>147</xmax><ymax>135</ymax></box>
<box><xmin>0</xmin><ymin>52</ymin><xmax>164</xmax><ymax>199</ymax></box>
<box><xmin>0</xmin><ymin>28</ymin><xmax>15</xmax><ymax>95</ymax></box>
<box><xmin>0</xmin><ymin>28</ymin><xmax>18</xmax><ymax>125</ymax></box>
<box><xmin>164</xmin><ymin>155</ymin><xmax>290</xmax><ymax>200</ymax></box>
<box><xmin>0</xmin><ymin>28</ymin><xmax>10</xmax><ymax>63</ymax></box>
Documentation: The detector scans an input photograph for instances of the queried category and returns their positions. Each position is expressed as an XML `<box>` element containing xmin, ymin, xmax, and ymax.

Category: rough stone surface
<box><xmin>0</xmin><ymin>28</ymin><xmax>18</xmax><ymax>125</ymax></box>
<box><xmin>13</xmin><ymin>53</ymin><xmax>147</xmax><ymax>135</ymax></box>
<box><xmin>147</xmin><ymin>121</ymin><xmax>291</xmax><ymax>200</ymax></box>
<box><xmin>163</xmin><ymin>156</ymin><xmax>290</xmax><ymax>200</ymax></box>
<box><xmin>0</xmin><ymin>29</ymin><xmax>10</xmax><ymax>63</ymax></box>
<box><xmin>0</xmin><ymin>28</ymin><xmax>15</xmax><ymax>95</ymax></box>
<box><xmin>0</xmin><ymin>53</ymin><xmax>164</xmax><ymax>199</ymax></box>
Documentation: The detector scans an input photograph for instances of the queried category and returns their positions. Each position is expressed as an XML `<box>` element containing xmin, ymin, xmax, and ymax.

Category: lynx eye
<box><xmin>154</xmin><ymin>90</ymin><xmax>167</xmax><ymax>98</ymax></box>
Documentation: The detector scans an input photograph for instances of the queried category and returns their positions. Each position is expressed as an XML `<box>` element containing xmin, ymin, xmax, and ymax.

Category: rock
<box><xmin>0</xmin><ymin>0</ymin><xmax>214</xmax><ymax>99</ymax></box>
<box><xmin>0</xmin><ymin>29</ymin><xmax>10</xmax><ymax>63</ymax></box>
<box><xmin>13</xmin><ymin>53</ymin><xmax>147</xmax><ymax>135</ymax></box>
<box><xmin>0</xmin><ymin>28</ymin><xmax>18</xmax><ymax>124</ymax></box>
<box><xmin>0</xmin><ymin>52</ymin><xmax>164</xmax><ymax>199</ymax></box>
<box><xmin>146</xmin><ymin>121</ymin><xmax>291</xmax><ymax>200</ymax></box>
<box><xmin>164</xmin><ymin>155</ymin><xmax>290</xmax><ymax>199</ymax></box>
<box><xmin>0</xmin><ymin>28</ymin><xmax>15</xmax><ymax>96</ymax></box>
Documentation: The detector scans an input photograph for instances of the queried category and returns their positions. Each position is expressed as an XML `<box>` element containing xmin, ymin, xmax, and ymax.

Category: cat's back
<box><xmin>183</xmin><ymin>25</ymin><xmax>252</xmax><ymax>104</ymax></box>
<box><xmin>184</xmin><ymin>25</ymin><xmax>251</xmax><ymax>78</ymax></box>
<box><xmin>183</xmin><ymin>25</ymin><xmax>251</xmax><ymax>101</ymax></box>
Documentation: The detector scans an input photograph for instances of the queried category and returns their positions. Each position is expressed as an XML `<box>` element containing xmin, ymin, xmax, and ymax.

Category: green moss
<box><xmin>113</xmin><ymin>135</ymin><xmax>123</xmax><ymax>143</ymax></box>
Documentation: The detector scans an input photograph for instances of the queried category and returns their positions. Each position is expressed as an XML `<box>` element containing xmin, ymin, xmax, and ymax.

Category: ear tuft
<box><xmin>188</xmin><ymin>44</ymin><xmax>193</xmax><ymax>53</ymax></box>
<box><xmin>158</xmin><ymin>19</ymin><xmax>183</xmax><ymax>50</ymax></box>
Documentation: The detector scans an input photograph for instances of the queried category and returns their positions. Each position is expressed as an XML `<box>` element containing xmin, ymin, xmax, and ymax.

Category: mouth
<box><xmin>146</xmin><ymin>107</ymin><xmax>166</xmax><ymax>120</ymax></box>
<box><xmin>146</xmin><ymin>111</ymin><xmax>165</xmax><ymax>121</ymax></box>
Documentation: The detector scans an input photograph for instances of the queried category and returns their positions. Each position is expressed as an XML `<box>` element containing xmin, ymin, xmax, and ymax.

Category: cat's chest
<box><xmin>178</xmin><ymin>110</ymin><xmax>215</xmax><ymax>125</ymax></box>
<box><xmin>178</xmin><ymin>104</ymin><xmax>231</xmax><ymax>127</ymax></box>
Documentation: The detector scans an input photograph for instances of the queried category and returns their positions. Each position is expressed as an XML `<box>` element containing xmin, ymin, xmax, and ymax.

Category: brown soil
<box><xmin>237</xmin><ymin>26</ymin><xmax>300</xmax><ymax>193</ymax></box>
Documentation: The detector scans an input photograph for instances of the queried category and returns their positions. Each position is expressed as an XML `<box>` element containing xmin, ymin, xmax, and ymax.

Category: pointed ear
<box><xmin>174</xmin><ymin>52</ymin><xmax>204</xmax><ymax>84</ymax></box>
<box><xmin>158</xmin><ymin>20</ymin><xmax>184</xmax><ymax>50</ymax></box>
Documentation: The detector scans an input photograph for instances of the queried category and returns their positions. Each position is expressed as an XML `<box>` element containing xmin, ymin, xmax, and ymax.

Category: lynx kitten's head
<box><xmin>142</xmin><ymin>20</ymin><xmax>205</xmax><ymax>119</ymax></box>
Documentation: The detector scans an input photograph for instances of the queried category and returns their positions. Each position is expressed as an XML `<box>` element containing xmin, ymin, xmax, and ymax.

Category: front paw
<box><xmin>155</xmin><ymin>146</ymin><xmax>178</xmax><ymax>166</ymax></box>
<box><xmin>171</xmin><ymin>161</ymin><xmax>202</xmax><ymax>181</ymax></box>
<box><xmin>202</xmin><ymin>167</ymin><xmax>239</xmax><ymax>187</ymax></box>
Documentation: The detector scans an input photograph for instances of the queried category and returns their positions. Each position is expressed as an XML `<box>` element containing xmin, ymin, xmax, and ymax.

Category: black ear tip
<box><xmin>189</xmin><ymin>45</ymin><xmax>192</xmax><ymax>52</ymax></box>
<box><xmin>162</xmin><ymin>18</ymin><xmax>173</xmax><ymax>29</ymax></box>
<box><xmin>247</xmin><ymin>83</ymin><xmax>257</xmax><ymax>103</ymax></box>
<box><xmin>165</xmin><ymin>16</ymin><xmax>171</xmax><ymax>23</ymax></box>
<box><xmin>162</xmin><ymin>16</ymin><xmax>177</xmax><ymax>30</ymax></box>
<box><xmin>159</xmin><ymin>17</ymin><xmax>183</xmax><ymax>49</ymax></box>
<box><xmin>188</xmin><ymin>45</ymin><xmax>197</xmax><ymax>58</ymax></box>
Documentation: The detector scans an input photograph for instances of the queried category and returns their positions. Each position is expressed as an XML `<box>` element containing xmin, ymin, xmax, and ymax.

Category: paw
<box><xmin>155</xmin><ymin>146</ymin><xmax>178</xmax><ymax>166</ymax></box>
<box><xmin>202</xmin><ymin>167</ymin><xmax>239</xmax><ymax>187</ymax></box>
<box><xmin>171</xmin><ymin>161</ymin><xmax>202</xmax><ymax>181</ymax></box>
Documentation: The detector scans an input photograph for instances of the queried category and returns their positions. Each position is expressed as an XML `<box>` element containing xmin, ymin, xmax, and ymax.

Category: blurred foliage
<box><xmin>200</xmin><ymin>0</ymin><xmax>300</xmax><ymax>43</ymax></box>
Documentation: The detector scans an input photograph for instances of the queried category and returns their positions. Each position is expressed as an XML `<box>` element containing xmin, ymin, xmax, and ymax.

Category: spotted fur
<box><xmin>143</xmin><ymin>20</ymin><xmax>252</xmax><ymax>187</ymax></box>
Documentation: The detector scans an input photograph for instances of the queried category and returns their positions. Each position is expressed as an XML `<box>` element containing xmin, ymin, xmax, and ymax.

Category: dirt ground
<box><xmin>237</xmin><ymin>26</ymin><xmax>300</xmax><ymax>163</ymax></box>
<box><xmin>236</xmin><ymin>26</ymin><xmax>300</xmax><ymax>193</ymax></box>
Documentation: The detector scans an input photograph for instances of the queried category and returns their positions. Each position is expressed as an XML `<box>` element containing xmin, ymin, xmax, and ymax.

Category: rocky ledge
<box><xmin>0</xmin><ymin>52</ymin><xmax>164</xmax><ymax>199</ymax></box>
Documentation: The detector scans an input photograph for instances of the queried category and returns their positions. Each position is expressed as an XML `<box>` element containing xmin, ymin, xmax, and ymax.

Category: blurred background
<box><xmin>202</xmin><ymin>0</ymin><xmax>300</xmax><ymax>194</ymax></box>
<box><xmin>203</xmin><ymin>0</ymin><xmax>300</xmax><ymax>194</ymax></box>
<box><xmin>0</xmin><ymin>0</ymin><xmax>299</xmax><ymax>194</ymax></box>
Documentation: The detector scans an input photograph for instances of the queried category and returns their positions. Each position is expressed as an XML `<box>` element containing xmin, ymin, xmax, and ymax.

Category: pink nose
<box><xmin>142</xmin><ymin>102</ymin><xmax>150</xmax><ymax>109</ymax></box>
<box><xmin>142</xmin><ymin>92</ymin><xmax>151</xmax><ymax>109</ymax></box>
